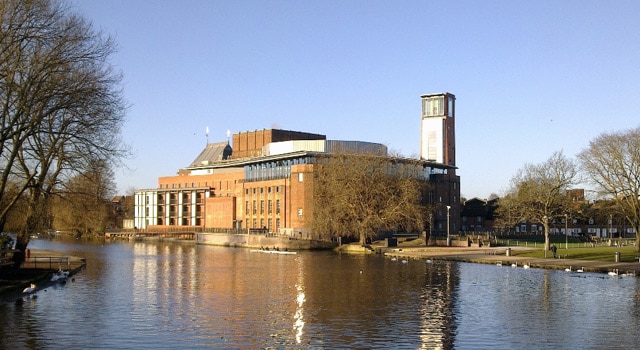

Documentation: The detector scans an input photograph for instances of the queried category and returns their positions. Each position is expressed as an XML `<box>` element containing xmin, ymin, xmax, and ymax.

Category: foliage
<box><xmin>0</xmin><ymin>0</ymin><xmax>128</xmax><ymax>263</ymax></box>
<box><xmin>497</xmin><ymin>151</ymin><xmax>578</xmax><ymax>253</ymax></box>
<box><xmin>0</xmin><ymin>233</ymin><xmax>13</xmax><ymax>250</ymax></box>
<box><xmin>578</xmin><ymin>126</ymin><xmax>640</xmax><ymax>251</ymax></box>
<box><xmin>312</xmin><ymin>152</ymin><xmax>430</xmax><ymax>244</ymax></box>
<box><xmin>52</xmin><ymin>160</ymin><xmax>115</xmax><ymax>235</ymax></box>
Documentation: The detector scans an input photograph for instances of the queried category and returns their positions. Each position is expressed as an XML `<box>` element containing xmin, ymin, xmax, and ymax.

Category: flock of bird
<box><xmin>19</xmin><ymin>269</ymin><xmax>75</xmax><ymax>303</ymax></box>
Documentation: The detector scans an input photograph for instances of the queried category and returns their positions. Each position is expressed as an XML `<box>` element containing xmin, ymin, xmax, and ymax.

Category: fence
<box><xmin>22</xmin><ymin>256</ymin><xmax>70</xmax><ymax>270</ymax></box>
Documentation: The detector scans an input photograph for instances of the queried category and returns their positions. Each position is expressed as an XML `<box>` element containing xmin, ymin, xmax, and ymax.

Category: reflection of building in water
<box><xmin>419</xmin><ymin>262</ymin><xmax>459</xmax><ymax>349</ymax></box>
<box><xmin>130</xmin><ymin>243</ymin><xmax>199</xmax><ymax>310</ymax></box>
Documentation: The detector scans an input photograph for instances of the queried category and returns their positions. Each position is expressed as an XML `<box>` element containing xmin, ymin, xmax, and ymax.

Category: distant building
<box><xmin>461</xmin><ymin>197</ymin><xmax>498</xmax><ymax>233</ymax></box>
<box><xmin>134</xmin><ymin>94</ymin><xmax>461</xmax><ymax>239</ymax></box>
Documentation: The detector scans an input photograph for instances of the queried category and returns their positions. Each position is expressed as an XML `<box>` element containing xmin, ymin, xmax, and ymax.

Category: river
<box><xmin>1</xmin><ymin>238</ymin><xmax>639</xmax><ymax>349</ymax></box>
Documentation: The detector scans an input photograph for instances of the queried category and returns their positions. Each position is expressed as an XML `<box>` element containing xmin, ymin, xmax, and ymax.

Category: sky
<box><xmin>69</xmin><ymin>0</ymin><xmax>640</xmax><ymax>200</ymax></box>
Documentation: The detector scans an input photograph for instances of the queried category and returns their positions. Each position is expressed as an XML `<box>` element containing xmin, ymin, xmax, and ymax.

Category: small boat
<box><xmin>249</xmin><ymin>249</ymin><xmax>297</xmax><ymax>255</ymax></box>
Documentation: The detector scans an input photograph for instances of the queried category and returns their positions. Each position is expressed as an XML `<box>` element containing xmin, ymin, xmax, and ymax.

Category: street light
<box><xmin>446</xmin><ymin>205</ymin><xmax>451</xmax><ymax>247</ymax></box>
<box><xmin>565</xmin><ymin>214</ymin><xmax>568</xmax><ymax>250</ymax></box>
<box><xmin>543</xmin><ymin>215</ymin><xmax>548</xmax><ymax>258</ymax></box>
<box><xmin>428</xmin><ymin>213</ymin><xmax>433</xmax><ymax>246</ymax></box>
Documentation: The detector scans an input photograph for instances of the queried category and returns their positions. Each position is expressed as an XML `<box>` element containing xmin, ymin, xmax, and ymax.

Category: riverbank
<box><xmin>0</xmin><ymin>249</ymin><xmax>86</xmax><ymax>295</ymax></box>
<box><xmin>382</xmin><ymin>245</ymin><xmax>640</xmax><ymax>275</ymax></box>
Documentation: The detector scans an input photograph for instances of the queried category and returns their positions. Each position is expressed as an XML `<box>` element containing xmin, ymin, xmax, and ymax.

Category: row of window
<box><xmin>246</xmin><ymin>199</ymin><xmax>281</xmax><ymax>215</ymax></box>
<box><xmin>245</xmin><ymin>186</ymin><xmax>281</xmax><ymax>195</ymax></box>
<box><xmin>251</xmin><ymin>218</ymin><xmax>281</xmax><ymax>231</ymax></box>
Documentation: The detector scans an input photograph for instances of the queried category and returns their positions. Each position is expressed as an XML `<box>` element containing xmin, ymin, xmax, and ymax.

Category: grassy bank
<box><xmin>507</xmin><ymin>245</ymin><xmax>639</xmax><ymax>262</ymax></box>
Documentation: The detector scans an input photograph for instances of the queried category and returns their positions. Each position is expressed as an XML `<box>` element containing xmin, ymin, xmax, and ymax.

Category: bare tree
<box><xmin>0</xmin><ymin>0</ymin><xmax>128</xmax><ymax>265</ymax></box>
<box><xmin>501</xmin><ymin>151</ymin><xmax>578</xmax><ymax>255</ymax></box>
<box><xmin>313</xmin><ymin>152</ymin><xmax>430</xmax><ymax>245</ymax></box>
<box><xmin>53</xmin><ymin>159</ymin><xmax>115</xmax><ymax>236</ymax></box>
<box><xmin>578</xmin><ymin>126</ymin><xmax>640</xmax><ymax>251</ymax></box>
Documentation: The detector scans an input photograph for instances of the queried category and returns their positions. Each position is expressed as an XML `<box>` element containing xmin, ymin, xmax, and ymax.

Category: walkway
<box><xmin>384</xmin><ymin>246</ymin><xmax>640</xmax><ymax>274</ymax></box>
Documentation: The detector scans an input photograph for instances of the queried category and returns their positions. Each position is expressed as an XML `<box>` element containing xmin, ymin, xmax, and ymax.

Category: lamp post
<box><xmin>446</xmin><ymin>205</ymin><xmax>451</xmax><ymax>247</ymax></box>
<box><xmin>565</xmin><ymin>214</ymin><xmax>569</xmax><ymax>250</ymax></box>
<box><xmin>428</xmin><ymin>213</ymin><xmax>433</xmax><ymax>246</ymax></box>
<box><xmin>543</xmin><ymin>215</ymin><xmax>548</xmax><ymax>258</ymax></box>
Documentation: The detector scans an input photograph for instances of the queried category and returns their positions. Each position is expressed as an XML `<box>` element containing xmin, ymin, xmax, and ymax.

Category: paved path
<box><xmin>384</xmin><ymin>246</ymin><xmax>640</xmax><ymax>275</ymax></box>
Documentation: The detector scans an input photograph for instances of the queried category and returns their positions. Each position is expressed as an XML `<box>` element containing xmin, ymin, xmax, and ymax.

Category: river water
<box><xmin>1</xmin><ymin>238</ymin><xmax>640</xmax><ymax>349</ymax></box>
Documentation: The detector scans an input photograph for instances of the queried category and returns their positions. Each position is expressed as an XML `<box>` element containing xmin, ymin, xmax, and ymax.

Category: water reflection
<box><xmin>419</xmin><ymin>262</ymin><xmax>458</xmax><ymax>349</ymax></box>
<box><xmin>2</xmin><ymin>239</ymin><xmax>640</xmax><ymax>349</ymax></box>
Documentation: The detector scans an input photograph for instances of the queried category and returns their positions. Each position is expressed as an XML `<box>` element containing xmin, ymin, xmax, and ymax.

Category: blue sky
<box><xmin>70</xmin><ymin>0</ymin><xmax>640</xmax><ymax>199</ymax></box>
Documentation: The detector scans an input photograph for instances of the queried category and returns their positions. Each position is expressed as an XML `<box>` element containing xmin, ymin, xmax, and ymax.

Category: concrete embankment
<box><xmin>381</xmin><ymin>246</ymin><xmax>640</xmax><ymax>275</ymax></box>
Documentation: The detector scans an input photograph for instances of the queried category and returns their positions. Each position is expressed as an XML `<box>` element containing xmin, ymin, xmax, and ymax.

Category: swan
<box><xmin>496</xmin><ymin>261</ymin><xmax>502</xmax><ymax>267</ymax></box>
<box><xmin>401</xmin><ymin>259</ymin><xmax>408</xmax><ymax>264</ymax></box>
<box><xmin>511</xmin><ymin>261</ymin><xmax>517</xmax><ymax>268</ymax></box>
<box><xmin>608</xmin><ymin>269</ymin><xmax>619</xmax><ymax>276</ymax></box>
<box><xmin>426</xmin><ymin>259</ymin><xmax>433</xmax><ymax>264</ymax></box>
<box><xmin>565</xmin><ymin>266</ymin><xmax>572</xmax><ymax>272</ymax></box>
<box><xmin>22</xmin><ymin>283</ymin><xmax>36</xmax><ymax>294</ymax></box>
<box><xmin>523</xmin><ymin>263</ymin><xmax>530</xmax><ymax>269</ymax></box>
<box><xmin>390</xmin><ymin>257</ymin><xmax>398</xmax><ymax>262</ymax></box>
<box><xmin>576</xmin><ymin>267</ymin><xmax>584</xmax><ymax>273</ymax></box>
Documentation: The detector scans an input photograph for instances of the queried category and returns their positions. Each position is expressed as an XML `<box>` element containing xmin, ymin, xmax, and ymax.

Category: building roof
<box><xmin>189</xmin><ymin>142</ymin><xmax>232</xmax><ymax>167</ymax></box>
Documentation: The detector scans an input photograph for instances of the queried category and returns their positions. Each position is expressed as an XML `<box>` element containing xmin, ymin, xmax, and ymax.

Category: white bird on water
<box><xmin>523</xmin><ymin>263</ymin><xmax>530</xmax><ymax>269</ymax></box>
<box><xmin>608</xmin><ymin>269</ymin><xmax>619</xmax><ymax>276</ymax></box>
<box><xmin>511</xmin><ymin>261</ymin><xmax>517</xmax><ymax>268</ymax></box>
<box><xmin>22</xmin><ymin>283</ymin><xmax>36</xmax><ymax>294</ymax></box>
<box><xmin>565</xmin><ymin>266</ymin><xmax>572</xmax><ymax>272</ymax></box>
<box><xmin>576</xmin><ymin>267</ymin><xmax>584</xmax><ymax>273</ymax></box>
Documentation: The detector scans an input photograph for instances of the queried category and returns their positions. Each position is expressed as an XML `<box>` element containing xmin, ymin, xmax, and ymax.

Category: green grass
<box><xmin>511</xmin><ymin>245</ymin><xmax>640</xmax><ymax>262</ymax></box>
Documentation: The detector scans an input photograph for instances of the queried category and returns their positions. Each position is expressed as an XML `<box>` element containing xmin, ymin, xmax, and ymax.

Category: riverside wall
<box><xmin>195</xmin><ymin>233</ymin><xmax>337</xmax><ymax>250</ymax></box>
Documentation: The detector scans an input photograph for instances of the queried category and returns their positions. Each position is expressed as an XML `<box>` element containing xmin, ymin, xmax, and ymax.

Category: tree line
<box><xmin>495</xmin><ymin>126</ymin><xmax>640</xmax><ymax>252</ymax></box>
<box><xmin>0</xmin><ymin>0</ymin><xmax>128</xmax><ymax>266</ymax></box>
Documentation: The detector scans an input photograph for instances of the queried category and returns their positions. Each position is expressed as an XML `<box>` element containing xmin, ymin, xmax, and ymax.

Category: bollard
<box><xmin>615</xmin><ymin>251</ymin><xmax>620</xmax><ymax>262</ymax></box>
<box><xmin>506</xmin><ymin>248</ymin><xmax>512</xmax><ymax>257</ymax></box>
